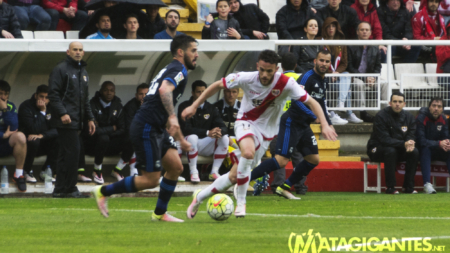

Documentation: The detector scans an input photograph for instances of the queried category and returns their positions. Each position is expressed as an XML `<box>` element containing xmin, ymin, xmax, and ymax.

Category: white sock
<box><xmin>236</xmin><ymin>157</ymin><xmax>252</xmax><ymax>204</ymax></box>
<box><xmin>197</xmin><ymin>172</ymin><xmax>233</xmax><ymax>203</ymax></box>
<box><xmin>15</xmin><ymin>169</ymin><xmax>23</xmax><ymax>177</ymax></box>
<box><xmin>116</xmin><ymin>158</ymin><xmax>127</xmax><ymax>170</ymax></box>
<box><xmin>129</xmin><ymin>155</ymin><xmax>137</xmax><ymax>176</ymax></box>
<box><xmin>94</xmin><ymin>164</ymin><xmax>102</xmax><ymax>171</ymax></box>
<box><xmin>211</xmin><ymin>166</ymin><xmax>220</xmax><ymax>175</ymax></box>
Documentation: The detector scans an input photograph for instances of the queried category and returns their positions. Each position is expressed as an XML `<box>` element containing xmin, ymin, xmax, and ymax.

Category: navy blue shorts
<box><xmin>130</xmin><ymin>120</ymin><xmax>177</xmax><ymax>173</ymax></box>
<box><xmin>0</xmin><ymin>138</ymin><xmax>13</xmax><ymax>157</ymax></box>
<box><xmin>275</xmin><ymin>113</ymin><xmax>318</xmax><ymax>159</ymax></box>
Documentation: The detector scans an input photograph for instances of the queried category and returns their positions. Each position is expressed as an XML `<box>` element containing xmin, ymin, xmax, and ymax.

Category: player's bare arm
<box><xmin>182</xmin><ymin>79</ymin><xmax>225</xmax><ymax>120</ymax></box>
<box><xmin>304</xmin><ymin>98</ymin><xmax>338</xmax><ymax>141</ymax></box>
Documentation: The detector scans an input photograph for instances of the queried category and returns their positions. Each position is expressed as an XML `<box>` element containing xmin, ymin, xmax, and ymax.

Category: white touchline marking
<box><xmin>51</xmin><ymin>208</ymin><xmax>450</xmax><ymax>220</ymax></box>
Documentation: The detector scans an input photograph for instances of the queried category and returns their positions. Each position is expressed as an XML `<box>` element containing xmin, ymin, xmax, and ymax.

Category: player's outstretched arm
<box><xmin>181</xmin><ymin>79</ymin><xmax>225</xmax><ymax>120</ymax></box>
<box><xmin>304</xmin><ymin>98</ymin><xmax>338</xmax><ymax>141</ymax></box>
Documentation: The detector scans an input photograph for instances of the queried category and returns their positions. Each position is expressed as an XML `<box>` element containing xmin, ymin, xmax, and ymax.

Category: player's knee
<box><xmin>186</xmin><ymin>134</ymin><xmax>198</xmax><ymax>147</ymax></box>
<box><xmin>275</xmin><ymin>156</ymin><xmax>289</xmax><ymax>168</ymax></box>
<box><xmin>27</xmin><ymin>138</ymin><xmax>41</xmax><ymax>150</ymax></box>
<box><xmin>97</xmin><ymin>134</ymin><xmax>110</xmax><ymax>145</ymax></box>
<box><xmin>12</xmin><ymin>131</ymin><xmax>27</xmax><ymax>145</ymax></box>
<box><xmin>305</xmin><ymin>155</ymin><xmax>320</xmax><ymax>165</ymax></box>
<box><xmin>228</xmin><ymin>172</ymin><xmax>237</xmax><ymax>184</ymax></box>
<box><xmin>241</xmin><ymin>149</ymin><xmax>255</xmax><ymax>160</ymax></box>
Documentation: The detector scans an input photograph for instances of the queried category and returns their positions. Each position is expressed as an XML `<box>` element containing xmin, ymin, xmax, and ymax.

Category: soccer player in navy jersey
<box><xmin>92</xmin><ymin>35</ymin><xmax>198</xmax><ymax>222</ymax></box>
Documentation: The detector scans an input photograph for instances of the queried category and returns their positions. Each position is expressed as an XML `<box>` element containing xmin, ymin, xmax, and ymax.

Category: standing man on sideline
<box><xmin>92</xmin><ymin>35</ymin><xmax>198</xmax><ymax>222</ymax></box>
<box><xmin>416</xmin><ymin>97</ymin><xmax>450</xmax><ymax>194</ymax></box>
<box><xmin>18</xmin><ymin>84</ymin><xmax>58</xmax><ymax>183</ymax></box>
<box><xmin>48</xmin><ymin>41</ymin><xmax>95</xmax><ymax>198</ymax></box>
<box><xmin>367</xmin><ymin>92</ymin><xmax>418</xmax><ymax>194</ymax></box>
<box><xmin>154</xmin><ymin>10</ymin><xmax>185</xmax><ymax>39</ymax></box>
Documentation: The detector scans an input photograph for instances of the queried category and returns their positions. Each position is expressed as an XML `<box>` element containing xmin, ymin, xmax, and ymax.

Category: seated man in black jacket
<box><xmin>276</xmin><ymin>0</ymin><xmax>317</xmax><ymax>40</ymax></box>
<box><xmin>214</xmin><ymin>87</ymin><xmax>240</xmax><ymax>137</ymax></box>
<box><xmin>18</xmin><ymin>85</ymin><xmax>58</xmax><ymax>183</ymax></box>
<box><xmin>317</xmin><ymin>0</ymin><xmax>360</xmax><ymax>38</ymax></box>
<box><xmin>0</xmin><ymin>0</ymin><xmax>23</xmax><ymax>39</ymax></box>
<box><xmin>367</xmin><ymin>92</ymin><xmax>419</xmax><ymax>194</ymax></box>
<box><xmin>81</xmin><ymin>81</ymin><xmax>125</xmax><ymax>184</ymax></box>
<box><xmin>178</xmin><ymin>80</ymin><xmax>229</xmax><ymax>183</ymax></box>
<box><xmin>115</xmin><ymin>83</ymin><xmax>148</xmax><ymax>177</ymax></box>
<box><xmin>416</xmin><ymin>97</ymin><xmax>450</xmax><ymax>194</ymax></box>
<box><xmin>347</xmin><ymin>22</ymin><xmax>383</xmax><ymax>122</ymax></box>
<box><xmin>229</xmin><ymin>0</ymin><xmax>270</xmax><ymax>39</ymax></box>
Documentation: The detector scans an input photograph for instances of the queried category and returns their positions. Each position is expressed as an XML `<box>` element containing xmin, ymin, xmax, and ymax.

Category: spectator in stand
<box><xmin>81</xmin><ymin>81</ymin><xmax>125</xmax><ymax>184</ymax></box>
<box><xmin>18</xmin><ymin>84</ymin><xmax>58</xmax><ymax>183</ymax></box>
<box><xmin>229</xmin><ymin>0</ymin><xmax>270</xmax><ymax>39</ymax></box>
<box><xmin>115</xmin><ymin>83</ymin><xmax>148</xmax><ymax>177</ymax></box>
<box><xmin>154</xmin><ymin>9</ymin><xmax>184</xmax><ymax>39</ymax></box>
<box><xmin>276</xmin><ymin>0</ymin><xmax>316</xmax><ymax>40</ymax></box>
<box><xmin>291</xmin><ymin>18</ymin><xmax>320</xmax><ymax>73</ymax></box>
<box><xmin>214</xmin><ymin>87</ymin><xmax>240</xmax><ymax>137</ymax></box>
<box><xmin>413</xmin><ymin>0</ymin><xmax>446</xmax><ymax>40</ymax></box>
<box><xmin>378</xmin><ymin>0</ymin><xmax>421</xmax><ymax>63</ymax></box>
<box><xmin>123</xmin><ymin>13</ymin><xmax>141</xmax><ymax>39</ymax></box>
<box><xmin>416</xmin><ymin>97</ymin><xmax>450</xmax><ymax>194</ymax></box>
<box><xmin>436</xmin><ymin>22</ymin><xmax>450</xmax><ymax>103</ymax></box>
<box><xmin>347</xmin><ymin>22</ymin><xmax>383</xmax><ymax>122</ymax></box>
<box><xmin>48</xmin><ymin>42</ymin><xmax>95</xmax><ymax>198</ymax></box>
<box><xmin>8</xmin><ymin>0</ymin><xmax>51</xmax><ymax>31</ymax></box>
<box><xmin>178</xmin><ymin>80</ymin><xmax>229</xmax><ymax>183</ymax></box>
<box><xmin>145</xmin><ymin>4</ymin><xmax>165</xmax><ymax>38</ymax></box>
<box><xmin>350</xmin><ymin>0</ymin><xmax>383</xmax><ymax>40</ymax></box>
<box><xmin>0</xmin><ymin>0</ymin><xmax>23</xmax><ymax>38</ymax></box>
<box><xmin>86</xmin><ymin>13</ymin><xmax>113</xmax><ymax>39</ymax></box>
<box><xmin>0</xmin><ymin>80</ymin><xmax>27</xmax><ymax>192</ymax></box>
<box><xmin>367</xmin><ymin>92</ymin><xmax>418</xmax><ymax>194</ymax></box>
<box><xmin>43</xmin><ymin>0</ymin><xmax>88</xmax><ymax>31</ymax></box>
<box><xmin>421</xmin><ymin>0</ymin><xmax>450</xmax><ymax>26</ymax></box>
<box><xmin>202</xmin><ymin>0</ymin><xmax>243</xmax><ymax>39</ymax></box>
<box><xmin>317</xmin><ymin>0</ymin><xmax>361</xmax><ymax>38</ymax></box>
<box><xmin>318</xmin><ymin>17</ymin><xmax>363</xmax><ymax>124</ymax></box>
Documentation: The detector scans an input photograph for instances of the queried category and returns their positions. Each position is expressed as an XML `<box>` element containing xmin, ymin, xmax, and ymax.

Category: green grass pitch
<box><xmin>1</xmin><ymin>192</ymin><xmax>449</xmax><ymax>253</ymax></box>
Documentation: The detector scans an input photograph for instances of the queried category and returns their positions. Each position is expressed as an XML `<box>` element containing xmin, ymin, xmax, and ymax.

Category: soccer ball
<box><xmin>206</xmin><ymin>194</ymin><xmax>234</xmax><ymax>221</ymax></box>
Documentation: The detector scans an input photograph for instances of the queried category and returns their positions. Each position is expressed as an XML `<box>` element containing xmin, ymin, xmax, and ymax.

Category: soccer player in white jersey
<box><xmin>182</xmin><ymin>50</ymin><xmax>337</xmax><ymax>218</ymax></box>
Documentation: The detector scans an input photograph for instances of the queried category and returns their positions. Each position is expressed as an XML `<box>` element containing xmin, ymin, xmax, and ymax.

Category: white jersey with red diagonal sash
<box><xmin>222</xmin><ymin>71</ymin><xmax>310</xmax><ymax>142</ymax></box>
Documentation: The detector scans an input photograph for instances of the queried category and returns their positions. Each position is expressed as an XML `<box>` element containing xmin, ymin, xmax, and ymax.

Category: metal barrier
<box><xmin>399</xmin><ymin>74</ymin><xmax>450</xmax><ymax>110</ymax></box>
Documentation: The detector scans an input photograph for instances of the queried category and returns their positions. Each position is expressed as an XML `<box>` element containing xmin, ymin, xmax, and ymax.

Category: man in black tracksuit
<box><xmin>114</xmin><ymin>83</ymin><xmax>149</xmax><ymax>177</ymax></box>
<box><xmin>229</xmin><ymin>0</ymin><xmax>270</xmax><ymax>40</ymax></box>
<box><xmin>18</xmin><ymin>85</ymin><xmax>58</xmax><ymax>183</ymax></box>
<box><xmin>367</xmin><ymin>92</ymin><xmax>418</xmax><ymax>194</ymax></box>
<box><xmin>82</xmin><ymin>81</ymin><xmax>125</xmax><ymax>184</ymax></box>
<box><xmin>214</xmin><ymin>88</ymin><xmax>240</xmax><ymax>137</ymax></box>
<box><xmin>416</xmin><ymin>98</ymin><xmax>450</xmax><ymax>194</ymax></box>
<box><xmin>48</xmin><ymin>41</ymin><xmax>95</xmax><ymax>198</ymax></box>
<box><xmin>178</xmin><ymin>80</ymin><xmax>228</xmax><ymax>182</ymax></box>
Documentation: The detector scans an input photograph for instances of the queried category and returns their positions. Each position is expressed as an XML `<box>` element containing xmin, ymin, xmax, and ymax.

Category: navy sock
<box><xmin>285</xmin><ymin>160</ymin><xmax>317</xmax><ymax>187</ymax></box>
<box><xmin>101</xmin><ymin>176</ymin><xmax>137</xmax><ymax>197</ymax></box>
<box><xmin>154</xmin><ymin>177</ymin><xmax>177</xmax><ymax>215</ymax></box>
<box><xmin>250</xmin><ymin>158</ymin><xmax>281</xmax><ymax>181</ymax></box>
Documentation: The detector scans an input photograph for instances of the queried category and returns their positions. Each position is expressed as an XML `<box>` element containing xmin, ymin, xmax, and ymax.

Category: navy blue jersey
<box><xmin>0</xmin><ymin>101</ymin><xmax>18</xmax><ymax>139</ymax></box>
<box><xmin>135</xmin><ymin>60</ymin><xmax>188</xmax><ymax>131</ymax></box>
<box><xmin>286</xmin><ymin>69</ymin><xmax>332</xmax><ymax>126</ymax></box>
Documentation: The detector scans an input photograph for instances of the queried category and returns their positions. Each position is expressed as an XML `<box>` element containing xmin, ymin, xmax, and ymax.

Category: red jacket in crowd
<box><xmin>42</xmin><ymin>0</ymin><xmax>78</xmax><ymax>13</ymax></box>
<box><xmin>412</xmin><ymin>1</ymin><xmax>446</xmax><ymax>40</ymax></box>
<box><xmin>436</xmin><ymin>23</ymin><xmax>450</xmax><ymax>74</ymax></box>
<box><xmin>350</xmin><ymin>0</ymin><xmax>383</xmax><ymax>40</ymax></box>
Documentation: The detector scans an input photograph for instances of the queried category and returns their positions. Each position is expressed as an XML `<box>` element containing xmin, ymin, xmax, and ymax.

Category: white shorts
<box><xmin>232</xmin><ymin>120</ymin><xmax>271</xmax><ymax>168</ymax></box>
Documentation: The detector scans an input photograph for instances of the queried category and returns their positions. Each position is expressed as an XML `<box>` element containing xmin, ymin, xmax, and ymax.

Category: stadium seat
<box><xmin>66</xmin><ymin>31</ymin><xmax>80</xmax><ymax>40</ymax></box>
<box><xmin>259</xmin><ymin>0</ymin><xmax>285</xmax><ymax>25</ymax></box>
<box><xmin>425</xmin><ymin>63</ymin><xmax>438</xmax><ymax>86</ymax></box>
<box><xmin>267</xmin><ymin>32</ymin><xmax>278</xmax><ymax>40</ymax></box>
<box><xmin>394</xmin><ymin>63</ymin><xmax>429</xmax><ymax>89</ymax></box>
<box><xmin>381</xmin><ymin>63</ymin><xmax>400</xmax><ymax>90</ymax></box>
<box><xmin>34</xmin><ymin>31</ymin><xmax>65</xmax><ymax>39</ymax></box>
<box><xmin>21</xmin><ymin>30</ymin><xmax>34</xmax><ymax>39</ymax></box>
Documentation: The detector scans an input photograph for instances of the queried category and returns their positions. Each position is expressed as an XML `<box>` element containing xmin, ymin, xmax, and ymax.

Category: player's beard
<box><xmin>315</xmin><ymin>63</ymin><xmax>327</xmax><ymax>75</ymax></box>
<box><xmin>184</xmin><ymin>53</ymin><xmax>197</xmax><ymax>70</ymax></box>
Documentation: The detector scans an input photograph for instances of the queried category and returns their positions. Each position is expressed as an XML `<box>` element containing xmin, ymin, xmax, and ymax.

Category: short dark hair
<box><xmin>165</xmin><ymin>9</ymin><xmax>180</xmax><ymax>19</ymax></box>
<box><xmin>36</xmin><ymin>84</ymin><xmax>48</xmax><ymax>94</ymax></box>
<box><xmin>136</xmin><ymin>83</ymin><xmax>148</xmax><ymax>93</ymax></box>
<box><xmin>316</xmin><ymin>49</ymin><xmax>331</xmax><ymax>59</ymax></box>
<box><xmin>258</xmin><ymin>50</ymin><xmax>280</xmax><ymax>65</ymax></box>
<box><xmin>428</xmin><ymin>97</ymin><xmax>444</xmax><ymax>107</ymax></box>
<box><xmin>98</xmin><ymin>14</ymin><xmax>110</xmax><ymax>24</ymax></box>
<box><xmin>390</xmin><ymin>91</ymin><xmax>405</xmax><ymax>102</ymax></box>
<box><xmin>170</xmin><ymin>35</ymin><xmax>198</xmax><ymax>57</ymax></box>
<box><xmin>281</xmin><ymin>52</ymin><xmax>297</xmax><ymax>71</ymax></box>
<box><xmin>216</xmin><ymin>0</ymin><xmax>230</xmax><ymax>8</ymax></box>
<box><xmin>100</xmin><ymin>81</ymin><xmax>115</xmax><ymax>91</ymax></box>
<box><xmin>124</xmin><ymin>13</ymin><xmax>138</xmax><ymax>24</ymax></box>
<box><xmin>0</xmin><ymin>80</ymin><xmax>11</xmax><ymax>93</ymax></box>
<box><xmin>358</xmin><ymin>21</ymin><xmax>372</xmax><ymax>31</ymax></box>
<box><xmin>191</xmin><ymin>80</ymin><xmax>207</xmax><ymax>92</ymax></box>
